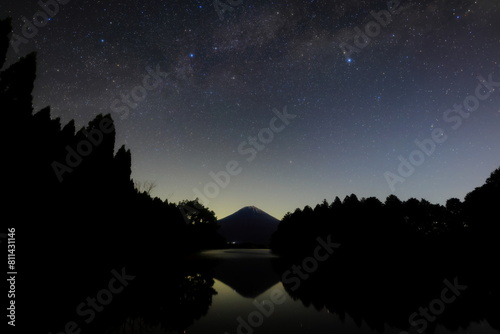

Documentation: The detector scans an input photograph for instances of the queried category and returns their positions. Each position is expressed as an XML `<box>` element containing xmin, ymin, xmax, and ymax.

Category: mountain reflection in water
<box><xmin>106</xmin><ymin>249</ymin><xmax>499</xmax><ymax>334</ymax></box>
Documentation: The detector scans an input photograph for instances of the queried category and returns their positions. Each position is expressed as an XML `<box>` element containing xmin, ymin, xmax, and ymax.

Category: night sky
<box><xmin>2</xmin><ymin>0</ymin><xmax>499</xmax><ymax>219</ymax></box>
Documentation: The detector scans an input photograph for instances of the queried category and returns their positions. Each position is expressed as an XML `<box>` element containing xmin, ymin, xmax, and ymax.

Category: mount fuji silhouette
<box><xmin>217</xmin><ymin>206</ymin><xmax>280</xmax><ymax>246</ymax></box>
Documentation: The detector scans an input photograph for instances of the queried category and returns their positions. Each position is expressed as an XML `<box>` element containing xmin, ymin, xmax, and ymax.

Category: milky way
<box><xmin>2</xmin><ymin>0</ymin><xmax>500</xmax><ymax>218</ymax></box>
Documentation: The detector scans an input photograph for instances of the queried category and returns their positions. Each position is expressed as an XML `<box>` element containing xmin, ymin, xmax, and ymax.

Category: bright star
<box><xmin>189</xmin><ymin>53</ymin><xmax>195</xmax><ymax>58</ymax></box>
<box><xmin>346</xmin><ymin>58</ymin><xmax>353</xmax><ymax>63</ymax></box>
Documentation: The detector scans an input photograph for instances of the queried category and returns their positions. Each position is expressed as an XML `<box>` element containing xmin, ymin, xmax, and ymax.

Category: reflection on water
<box><xmin>190</xmin><ymin>279</ymin><xmax>497</xmax><ymax>334</ymax></box>
<box><xmin>189</xmin><ymin>279</ymin><xmax>373</xmax><ymax>334</ymax></box>
<box><xmin>106</xmin><ymin>272</ymin><xmax>217</xmax><ymax>334</ymax></box>
<box><xmin>108</xmin><ymin>249</ymin><xmax>500</xmax><ymax>334</ymax></box>
<box><xmin>197</xmin><ymin>249</ymin><xmax>281</xmax><ymax>298</ymax></box>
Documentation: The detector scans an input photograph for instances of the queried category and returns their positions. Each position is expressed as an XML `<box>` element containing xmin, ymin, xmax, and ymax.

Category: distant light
<box><xmin>456</xmin><ymin>15</ymin><xmax>460</xmax><ymax>19</ymax></box>
<box><xmin>101</xmin><ymin>39</ymin><xmax>105</xmax><ymax>43</ymax></box>
<box><xmin>199</xmin><ymin>5</ymin><xmax>203</xmax><ymax>8</ymax></box>
<box><xmin>189</xmin><ymin>53</ymin><xmax>195</xmax><ymax>58</ymax></box>
<box><xmin>346</xmin><ymin>58</ymin><xmax>353</xmax><ymax>63</ymax></box>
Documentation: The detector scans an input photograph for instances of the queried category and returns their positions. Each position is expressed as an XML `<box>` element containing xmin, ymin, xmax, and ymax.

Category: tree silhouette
<box><xmin>134</xmin><ymin>180</ymin><xmax>157</xmax><ymax>196</ymax></box>
<box><xmin>271</xmin><ymin>166</ymin><xmax>500</xmax><ymax>264</ymax></box>
<box><xmin>0</xmin><ymin>18</ymin><xmax>225</xmax><ymax>332</ymax></box>
<box><xmin>178</xmin><ymin>199</ymin><xmax>226</xmax><ymax>250</ymax></box>
<box><xmin>178</xmin><ymin>198</ymin><xmax>218</xmax><ymax>227</ymax></box>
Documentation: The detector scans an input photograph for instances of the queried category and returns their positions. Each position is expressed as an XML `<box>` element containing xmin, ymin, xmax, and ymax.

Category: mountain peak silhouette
<box><xmin>236</xmin><ymin>205</ymin><xmax>267</xmax><ymax>215</ymax></box>
<box><xmin>218</xmin><ymin>206</ymin><xmax>279</xmax><ymax>246</ymax></box>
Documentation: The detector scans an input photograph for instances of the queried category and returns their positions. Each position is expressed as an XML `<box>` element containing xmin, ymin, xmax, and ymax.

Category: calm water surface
<box><xmin>112</xmin><ymin>249</ymin><xmax>499</xmax><ymax>334</ymax></box>
<box><xmin>184</xmin><ymin>249</ymin><xmax>498</xmax><ymax>334</ymax></box>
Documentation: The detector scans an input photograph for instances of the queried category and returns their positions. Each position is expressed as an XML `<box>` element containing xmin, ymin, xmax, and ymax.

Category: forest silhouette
<box><xmin>268</xmin><ymin>166</ymin><xmax>499</xmax><ymax>333</ymax></box>
<box><xmin>270</xmin><ymin>169</ymin><xmax>499</xmax><ymax>261</ymax></box>
<box><xmin>1</xmin><ymin>18</ymin><xmax>224</xmax><ymax>333</ymax></box>
<box><xmin>1</xmin><ymin>16</ymin><xmax>499</xmax><ymax>333</ymax></box>
<box><xmin>1</xmin><ymin>17</ymin><xmax>225</xmax><ymax>258</ymax></box>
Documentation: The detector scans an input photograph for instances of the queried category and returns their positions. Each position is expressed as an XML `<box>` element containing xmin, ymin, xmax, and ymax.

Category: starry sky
<box><xmin>2</xmin><ymin>0</ymin><xmax>500</xmax><ymax>219</ymax></box>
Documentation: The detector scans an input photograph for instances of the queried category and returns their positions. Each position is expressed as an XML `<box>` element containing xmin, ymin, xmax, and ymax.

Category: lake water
<box><xmin>188</xmin><ymin>249</ymin><xmax>500</xmax><ymax>334</ymax></box>
<box><xmin>111</xmin><ymin>249</ymin><xmax>499</xmax><ymax>334</ymax></box>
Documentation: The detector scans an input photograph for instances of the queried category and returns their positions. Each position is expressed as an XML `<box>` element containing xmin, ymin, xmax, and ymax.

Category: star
<box><xmin>5</xmin><ymin>0</ymin><xmax>498</xmax><ymax>220</ymax></box>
